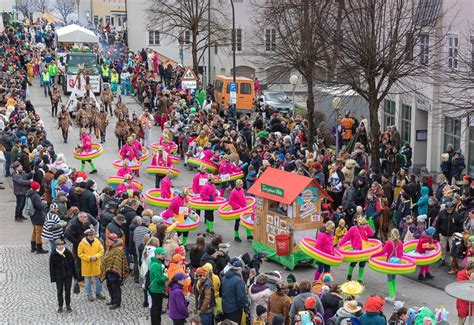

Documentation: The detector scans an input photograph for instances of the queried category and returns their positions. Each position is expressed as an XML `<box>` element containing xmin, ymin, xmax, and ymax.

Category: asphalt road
<box><xmin>0</xmin><ymin>82</ymin><xmax>460</xmax><ymax>323</ymax></box>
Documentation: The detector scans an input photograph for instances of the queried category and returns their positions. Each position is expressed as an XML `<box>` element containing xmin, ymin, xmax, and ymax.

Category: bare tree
<box><xmin>318</xmin><ymin>0</ymin><xmax>447</xmax><ymax>167</ymax></box>
<box><xmin>15</xmin><ymin>0</ymin><xmax>34</xmax><ymax>19</ymax></box>
<box><xmin>146</xmin><ymin>0</ymin><xmax>227</xmax><ymax>83</ymax></box>
<box><xmin>54</xmin><ymin>0</ymin><xmax>76</xmax><ymax>22</ymax></box>
<box><xmin>33</xmin><ymin>0</ymin><xmax>49</xmax><ymax>13</ymax></box>
<box><xmin>252</xmin><ymin>0</ymin><xmax>332</xmax><ymax>146</ymax></box>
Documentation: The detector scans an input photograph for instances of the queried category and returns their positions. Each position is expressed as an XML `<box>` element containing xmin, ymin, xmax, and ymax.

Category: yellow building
<box><xmin>91</xmin><ymin>0</ymin><xmax>127</xmax><ymax>31</ymax></box>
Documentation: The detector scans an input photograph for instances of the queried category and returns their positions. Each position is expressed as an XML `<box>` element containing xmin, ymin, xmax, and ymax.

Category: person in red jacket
<box><xmin>415</xmin><ymin>226</ymin><xmax>437</xmax><ymax>281</ymax></box>
<box><xmin>314</xmin><ymin>221</ymin><xmax>335</xmax><ymax>280</ymax></box>
<box><xmin>371</xmin><ymin>228</ymin><xmax>404</xmax><ymax>302</ymax></box>
<box><xmin>228</xmin><ymin>180</ymin><xmax>252</xmax><ymax>242</ymax></box>
<box><xmin>338</xmin><ymin>216</ymin><xmax>374</xmax><ymax>283</ymax></box>
<box><xmin>200</xmin><ymin>173</ymin><xmax>217</xmax><ymax>236</ymax></box>
<box><xmin>456</xmin><ymin>262</ymin><xmax>474</xmax><ymax>324</ymax></box>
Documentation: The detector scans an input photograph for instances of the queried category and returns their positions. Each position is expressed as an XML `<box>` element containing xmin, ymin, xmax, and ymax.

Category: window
<box><xmin>214</xmin><ymin>79</ymin><xmax>223</xmax><ymax>92</ymax></box>
<box><xmin>93</xmin><ymin>15</ymin><xmax>99</xmax><ymax>26</ymax></box>
<box><xmin>105</xmin><ymin>16</ymin><xmax>110</xmax><ymax>25</ymax></box>
<box><xmin>265</xmin><ymin>28</ymin><xmax>276</xmax><ymax>51</ymax></box>
<box><xmin>184</xmin><ymin>30</ymin><xmax>191</xmax><ymax>44</ymax></box>
<box><xmin>111</xmin><ymin>16</ymin><xmax>115</xmax><ymax>26</ymax></box>
<box><xmin>226</xmin><ymin>82</ymin><xmax>236</xmax><ymax>93</ymax></box>
<box><xmin>401</xmin><ymin>104</ymin><xmax>412</xmax><ymax>144</ymax></box>
<box><xmin>448</xmin><ymin>34</ymin><xmax>458</xmax><ymax>69</ymax></box>
<box><xmin>405</xmin><ymin>33</ymin><xmax>414</xmax><ymax>61</ymax></box>
<box><xmin>214</xmin><ymin>43</ymin><xmax>218</xmax><ymax>54</ymax></box>
<box><xmin>117</xmin><ymin>15</ymin><xmax>122</xmax><ymax>27</ymax></box>
<box><xmin>231</xmin><ymin>28</ymin><xmax>242</xmax><ymax>52</ymax></box>
<box><xmin>419</xmin><ymin>33</ymin><xmax>429</xmax><ymax>65</ymax></box>
<box><xmin>148</xmin><ymin>31</ymin><xmax>160</xmax><ymax>45</ymax></box>
<box><xmin>444</xmin><ymin>116</ymin><xmax>461</xmax><ymax>150</ymax></box>
<box><xmin>240</xmin><ymin>83</ymin><xmax>252</xmax><ymax>94</ymax></box>
<box><xmin>383</xmin><ymin>99</ymin><xmax>396</xmax><ymax>130</ymax></box>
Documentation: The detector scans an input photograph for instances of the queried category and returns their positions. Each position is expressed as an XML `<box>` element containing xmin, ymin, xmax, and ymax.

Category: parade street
<box><xmin>0</xmin><ymin>83</ymin><xmax>460</xmax><ymax>324</ymax></box>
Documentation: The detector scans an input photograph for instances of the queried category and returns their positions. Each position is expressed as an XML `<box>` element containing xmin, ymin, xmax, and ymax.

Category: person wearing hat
<box><xmin>415</xmin><ymin>226</ymin><xmax>437</xmax><ymax>280</ymax></box>
<box><xmin>168</xmin><ymin>272</ymin><xmax>190</xmax><ymax>324</ymax></box>
<box><xmin>338</xmin><ymin>215</ymin><xmax>374</xmax><ymax>283</ymax></box>
<box><xmin>228</xmin><ymin>179</ymin><xmax>253</xmax><ymax>242</ymax></box>
<box><xmin>49</xmin><ymin>239</ymin><xmax>77</xmax><ymax>313</ymax></box>
<box><xmin>77</xmin><ymin>228</ymin><xmax>106</xmax><ymax>301</ymax></box>
<box><xmin>267</xmin><ymin>281</ymin><xmax>291</xmax><ymax>325</ymax></box>
<box><xmin>79</xmin><ymin>128</ymin><xmax>97</xmax><ymax>174</ymax></box>
<box><xmin>371</xmin><ymin>228</ymin><xmax>404</xmax><ymax>302</ymax></box>
<box><xmin>359</xmin><ymin>295</ymin><xmax>386</xmax><ymax>324</ymax></box>
<box><xmin>100</xmin><ymin>233</ymin><xmax>129</xmax><ymax>310</ymax></box>
<box><xmin>195</xmin><ymin>266</ymin><xmax>216</xmax><ymax>325</ymax></box>
<box><xmin>12</xmin><ymin>160</ymin><xmax>33</xmax><ymax>222</ymax></box>
<box><xmin>167</xmin><ymin>254</ymin><xmax>192</xmax><ymax>296</ymax></box>
<box><xmin>26</xmin><ymin>180</ymin><xmax>49</xmax><ymax>254</ymax></box>
<box><xmin>41</xmin><ymin>203</ymin><xmax>66</xmax><ymax>253</ymax></box>
<box><xmin>436</xmin><ymin>200</ymin><xmax>464</xmax><ymax>268</ymax></box>
<box><xmin>249</xmin><ymin>275</ymin><xmax>272</xmax><ymax>322</ymax></box>
<box><xmin>314</xmin><ymin>221</ymin><xmax>336</xmax><ymax>281</ymax></box>
<box><xmin>105</xmin><ymin>214</ymin><xmax>126</xmax><ymax>250</ymax></box>
<box><xmin>330</xmin><ymin>299</ymin><xmax>362</xmax><ymax>323</ymax></box>
<box><xmin>148</xmin><ymin>247</ymin><xmax>168</xmax><ymax>324</ymax></box>
<box><xmin>200</xmin><ymin>173</ymin><xmax>218</xmax><ymax>237</ymax></box>
<box><xmin>100</xmin><ymin>202</ymin><xmax>118</xmax><ymax>241</ymax></box>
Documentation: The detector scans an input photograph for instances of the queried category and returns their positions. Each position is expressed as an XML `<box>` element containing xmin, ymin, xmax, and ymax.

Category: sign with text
<box><xmin>261</xmin><ymin>184</ymin><xmax>284</xmax><ymax>198</ymax></box>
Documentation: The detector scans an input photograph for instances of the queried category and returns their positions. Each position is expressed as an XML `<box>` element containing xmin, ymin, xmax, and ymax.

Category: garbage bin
<box><xmin>275</xmin><ymin>234</ymin><xmax>290</xmax><ymax>256</ymax></box>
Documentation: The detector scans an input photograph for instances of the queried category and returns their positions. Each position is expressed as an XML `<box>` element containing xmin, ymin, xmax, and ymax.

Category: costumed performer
<box><xmin>218</xmin><ymin>155</ymin><xmax>241</xmax><ymax>197</ymax></box>
<box><xmin>416</xmin><ymin>226</ymin><xmax>436</xmax><ymax>281</ymax></box>
<box><xmin>116</xmin><ymin>160</ymin><xmax>132</xmax><ymax>177</ymax></box>
<box><xmin>116</xmin><ymin>174</ymin><xmax>139</xmax><ymax>196</ymax></box>
<box><xmin>151</xmin><ymin>148</ymin><xmax>172</xmax><ymax>188</ymax></box>
<box><xmin>160</xmin><ymin>170</ymin><xmax>173</xmax><ymax>199</ymax></box>
<box><xmin>79</xmin><ymin>128</ymin><xmax>98</xmax><ymax>173</ymax></box>
<box><xmin>200</xmin><ymin>173</ymin><xmax>218</xmax><ymax>237</ymax></box>
<box><xmin>228</xmin><ymin>179</ymin><xmax>252</xmax><ymax>242</ymax></box>
<box><xmin>119</xmin><ymin>136</ymin><xmax>136</xmax><ymax>166</ymax></box>
<box><xmin>338</xmin><ymin>216</ymin><xmax>374</xmax><ymax>283</ymax></box>
<box><xmin>371</xmin><ymin>228</ymin><xmax>403</xmax><ymax>302</ymax></box>
<box><xmin>192</xmin><ymin>165</ymin><xmax>208</xmax><ymax>218</ymax></box>
<box><xmin>162</xmin><ymin>189</ymin><xmax>191</xmax><ymax>246</ymax></box>
<box><xmin>314</xmin><ymin>220</ymin><xmax>336</xmax><ymax>280</ymax></box>
<box><xmin>131</xmin><ymin>134</ymin><xmax>144</xmax><ymax>176</ymax></box>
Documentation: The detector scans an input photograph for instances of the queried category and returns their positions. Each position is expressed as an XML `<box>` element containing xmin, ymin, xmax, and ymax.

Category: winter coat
<box><xmin>221</xmin><ymin>268</ymin><xmax>247</xmax><ymax>314</ymax></box>
<box><xmin>371</xmin><ymin>239</ymin><xmax>403</xmax><ymax>261</ymax></box>
<box><xmin>148</xmin><ymin>257</ymin><xmax>167</xmax><ymax>294</ymax></box>
<box><xmin>26</xmin><ymin>189</ymin><xmax>47</xmax><ymax>225</ymax></box>
<box><xmin>229</xmin><ymin>187</ymin><xmax>246</xmax><ymax>210</ymax></box>
<box><xmin>267</xmin><ymin>291</ymin><xmax>291</xmax><ymax>325</ymax></box>
<box><xmin>100</xmin><ymin>244</ymin><xmax>129</xmax><ymax>282</ymax></box>
<box><xmin>169</xmin><ymin>283</ymin><xmax>189</xmax><ymax>320</ymax></box>
<box><xmin>416</xmin><ymin>186</ymin><xmax>429</xmax><ymax>216</ymax></box>
<box><xmin>13</xmin><ymin>171</ymin><xmax>31</xmax><ymax>195</ymax></box>
<box><xmin>167</xmin><ymin>262</ymin><xmax>192</xmax><ymax>295</ymax></box>
<box><xmin>360</xmin><ymin>311</ymin><xmax>386</xmax><ymax>325</ymax></box>
<box><xmin>339</xmin><ymin>225</ymin><xmax>374</xmax><ymax>250</ymax></box>
<box><xmin>65</xmin><ymin>215</ymin><xmax>97</xmax><ymax>253</ymax></box>
<box><xmin>42</xmin><ymin>211</ymin><xmax>64</xmax><ymax>241</ymax></box>
<box><xmin>49</xmin><ymin>248</ymin><xmax>77</xmax><ymax>282</ymax></box>
<box><xmin>248</xmin><ymin>283</ymin><xmax>273</xmax><ymax>321</ymax></box>
<box><xmin>436</xmin><ymin>209</ymin><xmax>463</xmax><ymax>237</ymax></box>
<box><xmin>289</xmin><ymin>292</ymin><xmax>324</xmax><ymax>323</ymax></box>
<box><xmin>456</xmin><ymin>269</ymin><xmax>474</xmax><ymax>318</ymax></box>
<box><xmin>77</xmin><ymin>237</ymin><xmax>104</xmax><ymax>277</ymax></box>
<box><xmin>315</xmin><ymin>230</ymin><xmax>335</xmax><ymax>255</ymax></box>
<box><xmin>79</xmin><ymin>188</ymin><xmax>98</xmax><ymax>218</ymax></box>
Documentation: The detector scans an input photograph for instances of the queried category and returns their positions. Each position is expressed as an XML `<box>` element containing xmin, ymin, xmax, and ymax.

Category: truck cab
<box><xmin>62</xmin><ymin>51</ymin><xmax>101</xmax><ymax>95</ymax></box>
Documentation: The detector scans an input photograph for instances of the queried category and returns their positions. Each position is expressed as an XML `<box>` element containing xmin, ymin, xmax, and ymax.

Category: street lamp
<box><xmin>289</xmin><ymin>74</ymin><xmax>298</xmax><ymax>115</ymax></box>
<box><xmin>332</xmin><ymin>97</ymin><xmax>343</xmax><ymax>155</ymax></box>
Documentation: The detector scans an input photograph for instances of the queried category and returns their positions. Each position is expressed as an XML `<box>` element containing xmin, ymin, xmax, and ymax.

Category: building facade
<box><xmin>77</xmin><ymin>0</ymin><xmax>126</xmax><ymax>31</ymax></box>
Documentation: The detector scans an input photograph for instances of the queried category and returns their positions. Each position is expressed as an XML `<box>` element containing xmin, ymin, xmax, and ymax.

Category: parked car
<box><xmin>261</xmin><ymin>91</ymin><xmax>294</xmax><ymax>114</ymax></box>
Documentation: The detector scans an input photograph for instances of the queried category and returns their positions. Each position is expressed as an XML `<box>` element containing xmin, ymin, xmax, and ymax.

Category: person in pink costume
<box><xmin>116</xmin><ymin>174</ymin><xmax>139</xmax><ymax>196</ymax></box>
<box><xmin>338</xmin><ymin>216</ymin><xmax>374</xmax><ymax>283</ymax></box>
<box><xmin>162</xmin><ymin>191</ymin><xmax>188</xmax><ymax>220</ymax></box>
<box><xmin>200</xmin><ymin>174</ymin><xmax>218</xmax><ymax>236</ymax></box>
<box><xmin>160</xmin><ymin>170</ymin><xmax>174</xmax><ymax>199</ymax></box>
<box><xmin>131</xmin><ymin>135</ymin><xmax>144</xmax><ymax>161</ymax></box>
<box><xmin>79</xmin><ymin>128</ymin><xmax>97</xmax><ymax>173</ymax></box>
<box><xmin>151</xmin><ymin>149</ymin><xmax>172</xmax><ymax>188</ymax></box>
<box><xmin>218</xmin><ymin>155</ymin><xmax>242</xmax><ymax>197</ymax></box>
<box><xmin>228</xmin><ymin>179</ymin><xmax>252</xmax><ymax>242</ymax></box>
<box><xmin>415</xmin><ymin>226</ymin><xmax>437</xmax><ymax>281</ymax></box>
<box><xmin>192</xmin><ymin>165</ymin><xmax>208</xmax><ymax>218</ymax></box>
<box><xmin>116</xmin><ymin>160</ymin><xmax>132</xmax><ymax>177</ymax></box>
<box><xmin>314</xmin><ymin>221</ymin><xmax>336</xmax><ymax>280</ymax></box>
<box><xmin>201</xmin><ymin>148</ymin><xmax>214</xmax><ymax>164</ymax></box>
<box><xmin>371</xmin><ymin>228</ymin><xmax>404</xmax><ymax>302</ymax></box>
<box><xmin>120</xmin><ymin>137</ymin><xmax>136</xmax><ymax>162</ymax></box>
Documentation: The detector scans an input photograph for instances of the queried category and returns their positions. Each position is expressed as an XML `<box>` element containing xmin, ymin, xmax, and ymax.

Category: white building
<box><xmin>127</xmin><ymin>0</ymin><xmax>474</xmax><ymax>176</ymax></box>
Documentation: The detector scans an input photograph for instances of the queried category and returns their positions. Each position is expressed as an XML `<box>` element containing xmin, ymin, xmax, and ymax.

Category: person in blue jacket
<box><xmin>221</xmin><ymin>260</ymin><xmax>247</xmax><ymax>324</ymax></box>
<box><xmin>416</xmin><ymin>186</ymin><xmax>429</xmax><ymax>216</ymax></box>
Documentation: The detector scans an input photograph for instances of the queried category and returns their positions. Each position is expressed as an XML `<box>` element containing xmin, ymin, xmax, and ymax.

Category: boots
<box><xmin>36</xmin><ymin>244</ymin><xmax>48</xmax><ymax>254</ymax></box>
<box><xmin>448</xmin><ymin>259</ymin><xmax>459</xmax><ymax>274</ymax></box>
<box><xmin>30</xmin><ymin>241</ymin><xmax>36</xmax><ymax>253</ymax></box>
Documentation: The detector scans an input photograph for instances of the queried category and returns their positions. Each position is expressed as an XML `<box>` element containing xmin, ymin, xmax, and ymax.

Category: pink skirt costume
<box><xmin>81</xmin><ymin>133</ymin><xmax>92</xmax><ymax>153</ymax></box>
<box><xmin>160</xmin><ymin>176</ymin><xmax>173</xmax><ymax>199</ymax></box>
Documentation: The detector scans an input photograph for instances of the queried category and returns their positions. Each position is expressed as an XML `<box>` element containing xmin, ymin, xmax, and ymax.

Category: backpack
<box><xmin>23</xmin><ymin>196</ymin><xmax>35</xmax><ymax>216</ymax></box>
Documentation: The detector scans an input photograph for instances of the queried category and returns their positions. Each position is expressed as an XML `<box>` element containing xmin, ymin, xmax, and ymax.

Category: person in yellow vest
<box><xmin>41</xmin><ymin>66</ymin><xmax>51</xmax><ymax>97</ymax></box>
<box><xmin>110</xmin><ymin>69</ymin><xmax>119</xmax><ymax>96</ymax></box>
<box><xmin>101</xmin><ymin>63</ymin><xmax>110</xmax><ymax>83</ymax></box>
<box><xmin>48</xmin><ymin>61</ymin><xmax>59</xmax><ymax>85</ymax></box>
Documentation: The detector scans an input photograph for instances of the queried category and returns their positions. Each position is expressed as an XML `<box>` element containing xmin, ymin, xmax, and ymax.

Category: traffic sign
<box><xmin>183</xmin><ymin>68</ymin><xmax>197</xmax><ymax>81</ymax></box>
<box><xmin>229</xmin><ymin>82</ymin><xmax>237</xmax><ymax>92</ymax></box>
<box><xmin>230</xmin><ymin>91</ymin><xmax>237</xmax><ymax>104</ymax></box>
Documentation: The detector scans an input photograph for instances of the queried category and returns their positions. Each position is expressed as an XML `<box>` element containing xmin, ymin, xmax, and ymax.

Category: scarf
<box><xmin>56</xmin><ymin>247</ymin><xmax>66</xmax><ymax>256</ymax></box>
